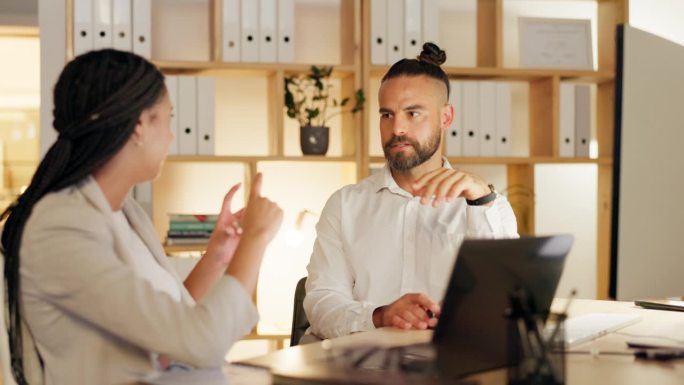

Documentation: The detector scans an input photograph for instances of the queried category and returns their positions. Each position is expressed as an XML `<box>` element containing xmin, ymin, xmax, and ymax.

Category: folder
<box><xmin>93</xmin><ymin>0</ymin><xmax>113</xmax><ymax>49</ymax></box>
<box><xmin>462</xmin><ymin>81</ymin><xmax>479</xmax><ymax>156</ymax></box>
<box><xmin>495</xmin><ymin>83</ymin><xmax>512</xmax><ymax>157</ymax></box>
<box><xmin>446</xmin><ymin>80</ymin><xmax>463</xmax><ymax>156</ymax></box>
<box><xmin>178</xmin><ymin>76</ymin><xmax>198</xmax><ymax>155</ymax></box>
<box><xmin>240</xmin><ymin>0</ymin><xmax>259</xmax><ymax>62</ymax></box>
<box><xmin>404</xmin><ymin>0</ymin><xmax>422</xmax><ymax>55</ymax></box>
<box><xmin>133</xmin><ymin>181</ymin><xmax>153</xmax><ymax>218</ymax></box>
<box><xmin>277</xmin><ymin>0</ymin><xmax>295</xmax><ymax>63</ymax></box>
<box><xmin>478</xmin><ymin>81</ymin><xmax>496</xmax><ymax>156</ymax></box>
<box><xmin>370</xmin><ymin>0</ymin><xmax>387</xmax><ymax>65</ymax></box>
<box><xmin>73</xmin><ymin>0</ymin><xmax>94</xmax><ymax>56</ymax></box>
<box><xmin>559</xmin><ymin>83</ymin><xmax>575</xmax><ymax>157</ymax></box>
<box><xmin>422</xmin><ymin>0</ymin><xmax>439</xmax><ymax>46</ymax></box>
<box><xmin>132</xmin><ymin>0</ymin><xmax>151</xmax><ymax>59</ymax></box>
<box><xmin>575</xmin><ymin>85</ymin><xmax>591</xmax><ymax>157</ymax></box>
<box><xmin>165</xmin><ymin>75</ymin><xmax>179</xmax><ymax>156</ymax></box>
<box><xmin>196</xmin><ymin>77</ymin><xmax>216</xmax><ymax>156</ymax></box>
<box><xmin>386</xmin><ymin>1</ymin><xmax>404</xmax><ymax>63</ymax></box>
<box><xmin>259</xmin><ymin>0</ymin><xmax>277</xmax><ymax>63</ymax></box>
<box><xmin>222</xmin><ymin>0</ymin><xmax>241</xmax><ymax>62</ymax></box>
<box><xmin>112</xmin><ymin>0</ymin><xmax>132</xmax><ymax>51</ymax></box>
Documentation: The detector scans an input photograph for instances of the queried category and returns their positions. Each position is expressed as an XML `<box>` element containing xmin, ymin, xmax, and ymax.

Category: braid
<box><xmin>0</xmin><ymin>49</ymin><xmax>165</xmax><ymax>384</ymax></box>
<box><xmin>382</xmin><ymin>42</ymin><xmax>450</xmax><ymax>99</ymax></box>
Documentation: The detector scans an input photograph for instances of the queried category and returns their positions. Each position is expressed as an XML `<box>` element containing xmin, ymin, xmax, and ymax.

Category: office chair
<box><xmin>290</xmin><ymin>277</ymin><xmax>310</xmax><ymax>346</ymax></box>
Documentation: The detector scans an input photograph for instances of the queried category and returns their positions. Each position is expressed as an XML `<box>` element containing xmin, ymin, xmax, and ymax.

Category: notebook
<box><xmin>634</xmin><ymin>298</ymin><xmax>684</xmax><ymax>312</ymax></box>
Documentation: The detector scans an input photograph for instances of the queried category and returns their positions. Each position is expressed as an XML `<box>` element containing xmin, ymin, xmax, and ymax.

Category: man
<box><xmin>304</xmin><ymin>43</ymin><xmax>518</xmax><ymax>339</ymax></box>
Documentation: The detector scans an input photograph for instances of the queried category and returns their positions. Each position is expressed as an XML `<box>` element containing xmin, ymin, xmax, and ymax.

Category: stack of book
<box><xmin>166</xmin><ymin>214</ymin><xmax>217</xmax><ymax>245</ymax></box>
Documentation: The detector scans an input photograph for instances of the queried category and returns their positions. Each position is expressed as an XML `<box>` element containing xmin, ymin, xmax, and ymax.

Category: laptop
<box><xmin>333</xmin><ymin>235</ymin><xmax>574</xmax><ymax>381</ymax></box>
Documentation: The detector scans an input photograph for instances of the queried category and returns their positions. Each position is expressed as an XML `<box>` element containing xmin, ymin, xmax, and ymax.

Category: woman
<box><xmin>0</xmin><ymin>49</ymin><xmax>283</xmax><ymax>384</ymax></box>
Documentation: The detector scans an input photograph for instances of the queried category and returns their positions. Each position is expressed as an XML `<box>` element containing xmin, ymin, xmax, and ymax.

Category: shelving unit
<box><xmin>44</xmin><ymin>1</ymin><xmax>628</xmax><ymax>351</ymax></box>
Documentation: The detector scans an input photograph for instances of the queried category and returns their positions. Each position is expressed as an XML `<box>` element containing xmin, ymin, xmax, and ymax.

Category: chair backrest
<box><xmin>290</xmin><ymin>277</ymin><xmax>309</xmax><ymax>346</ymax></box>
<box><xmin>1</xmin><ymin>253</ymin><xmax>18</xmax><ymax>385</ymax></box>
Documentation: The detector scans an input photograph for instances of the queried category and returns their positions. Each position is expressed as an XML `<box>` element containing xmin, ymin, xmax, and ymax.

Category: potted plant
<box><xmin>284</xmin><ymin>66</ymin><xmax>365</xmax><ymax>155</ymax></box>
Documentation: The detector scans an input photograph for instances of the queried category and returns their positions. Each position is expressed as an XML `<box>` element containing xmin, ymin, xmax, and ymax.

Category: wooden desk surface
<box><xmin>239</xmin><ymin>299</ymin><xmax>684</xmax><ymax>385</ymax></box>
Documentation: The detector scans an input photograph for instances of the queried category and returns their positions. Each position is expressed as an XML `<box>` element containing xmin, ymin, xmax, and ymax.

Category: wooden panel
<box><xmin>476</xmin><ymin>0</ymin><xmax>502</xmax><ymax>68</ymax></box>
<box><xmin>506</xmin><ymin>164</ymin><xmax>535</xmax><ymax>236</ymax></box>
<box><xmin>597</xmin><ymin>164</ymin><xmax>613</xmax><ymax>299</ymax></box>
<box><xmin>267</xmin><ymin>71</ymin><xmax>284</xmax><ymax>156</ymax></box>
<box><xmin>210</xmin><ymin>0</ymin><xmax>220</xmax><ymax>62</ymax></box>
<box><xmin>597</xmin><ymin>81</ymin><xmax>615</xmax><ymax>158</ymax></box>
<box><xmin>340</xmin><ymin>0</ymin><xmax>359</xmax><ymax>66</ymax></box>
<box><xmin>340</xmin><ymin>76</ymin><xmax>356</xmax><ymax>157</ymax></box>
<box><xmin>598</xmin><ymin>0</ymin><xmax>628</xmax><ymax>72</ymax></box>
<box><xmin>528</xmin><ymin>76</ymin><xmax>558</xmax><ymax>157</ymax></box>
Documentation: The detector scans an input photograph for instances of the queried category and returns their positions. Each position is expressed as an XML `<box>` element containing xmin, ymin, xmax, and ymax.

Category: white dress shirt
<box><xmin>304</xmin><ymin>160</ymin><xmax>519</xmax><ymax>339</ymax></box>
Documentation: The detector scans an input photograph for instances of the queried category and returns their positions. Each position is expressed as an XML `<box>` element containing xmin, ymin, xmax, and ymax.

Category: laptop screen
<box><xmin>433</xmin><ymin>235</ymin><xmax>573</xmax><ymax>378</ymax></box>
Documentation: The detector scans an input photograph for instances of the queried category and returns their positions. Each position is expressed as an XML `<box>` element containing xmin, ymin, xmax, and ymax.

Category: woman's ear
<box><xmin>131</xmin><ymin>113</ymin><xmax>146</xmax><ymax>146</ymax></box>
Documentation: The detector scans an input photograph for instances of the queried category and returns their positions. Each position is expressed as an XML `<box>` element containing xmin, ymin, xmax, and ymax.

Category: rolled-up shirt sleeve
<box><xmin>466</xmin><ymin>194</ymin><xmax>519</xmax><ymax>238</ymax></box>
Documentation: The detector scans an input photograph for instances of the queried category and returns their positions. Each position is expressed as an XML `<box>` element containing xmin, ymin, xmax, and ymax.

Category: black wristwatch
<box><xmin>466</xmin><ymin>184</ymin><xmax>497</xmax><ymax>206</ymax></box>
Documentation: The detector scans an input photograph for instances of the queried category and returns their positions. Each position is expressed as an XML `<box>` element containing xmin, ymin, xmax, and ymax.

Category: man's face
<box><xmin>378</xmin><ymin>75</ymin><xmax>451</xmax><ymax>172</ymax></box>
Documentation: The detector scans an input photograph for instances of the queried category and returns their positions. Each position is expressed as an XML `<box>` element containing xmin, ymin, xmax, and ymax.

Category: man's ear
<box><xmin>441</xmin><ymin>103</ymin><xmax>454</xmax><ymax>131</ymax></box>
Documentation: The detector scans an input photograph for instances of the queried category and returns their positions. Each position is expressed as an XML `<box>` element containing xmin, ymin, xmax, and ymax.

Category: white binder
<box><xmin>422</xmin><ymin>0</ymin><xmax>439</xmax><ymax>46</ymax></box>
<box><xmin>73</xmin><ymin>0</ymin><xmax>94</xmax><ymax>56</ymax></box>
<box><xmin>240</xmin><ymin>0</ymin><xmax>259</xmax><ymax>62</ymax></box>
<box><xmin>386</xmin><ymin>1</ymin><xmax>404</xmax><ymax>63</ymax></box>
<box><xmin>277</xmin><ymin>0</ymin><xmax>295</xmax><ymax>63</ymax></box>
<box><xmin>93</xmin><ymin>0</ymin><xmax>113</xmax><ymax>49</ymax></box>
<box><xmin>495</xmin><ymin>83</ymin><xmax>512</xmax><ymax>156</ymax></box>
<box><xmin>370</xmin><ymin>0</ymin><xmax>387</xmax><ymax>65</ymax></box>
<box><xmin>133</xmin><ymin>181</ymin><xmax>153</xmax><ymax>218</ymax></box>
<box><xmin>196</xmin><ymin>77</ymin><xmax>216</xmax><ymax>156</ymax></box>
<box><xmin>222</xmin><ymin>0</ymin><xmax>241</xmax><ymax>62</ymax></box>
<box><xmin>259</xmin><ymin>0</ymin><xmax>277</xmax><ymax>63</ymax></box>
<box><xmin>132</xmin><ymin>0</ymin><xmax>151</xmax><ymax>58</ymax></box>
<box><xmin>559</xmin><ymin>83</ymin><xmax>575</xmax><ymax>157</ymax></box>
<box><xmin>165</xmin><ymin>75</ymin><xmax>179</xmax><ymax>156</ymax></box>
<box><xmin>462</xmin><ymin>81</ymin><xmax>479</xmax><ymax>156</ymax></box>
<box><xmin>112</xmin><ymin>0</ymin><xmax>132</xmax><ymax>51</ymax></box>
<box><xmin>478</xmin><ymin>81</ymin><xmax>496</xmax><ymax>156</ymax></box>
<box><xmin>178</xmin><ymin>76</ymin><xmax>198</xmax><ymax>155</ymax></box>
<box><xmin>575</xmin><ymin>85</ymin><xmax>591</xmax><ymax>157</ymax></box>
<box><xmin>446</xmin><ymin>80</ymin><xmax>463</xmax><ymax>156</ymax></box>
<box><xmin>404</xmin><ymin>0</ymin><xmax>422</xmax><ymax>55</ymax></box>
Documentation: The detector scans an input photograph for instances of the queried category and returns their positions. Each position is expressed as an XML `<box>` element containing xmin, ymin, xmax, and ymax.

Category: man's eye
<box><xmin>409</xmin><ymin>111</ymin><xmax>420</xmax><ymax>118</ymax></box>
<box><xmin>380</xmin><ymin>113</ymin><xmax>391</xmax><ymax>119</ymax></box>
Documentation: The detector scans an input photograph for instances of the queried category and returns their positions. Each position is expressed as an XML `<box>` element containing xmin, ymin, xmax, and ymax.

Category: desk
<box><xmin>238</xmin><ymin>299</ymin><xmax>684</xmax><ymax>385</ymax></box>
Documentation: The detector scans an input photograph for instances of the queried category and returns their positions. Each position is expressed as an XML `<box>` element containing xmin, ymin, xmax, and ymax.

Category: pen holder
<box><xmin>507</xmin><ymin>312</ymin><xmax>566</xmax><ymax>385</ymax></box>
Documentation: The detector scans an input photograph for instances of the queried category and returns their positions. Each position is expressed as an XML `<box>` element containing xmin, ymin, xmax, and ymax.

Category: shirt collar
<box><xmin>374</xmin><ymin>156</ymin><xmax>453</xmax><ymax>196</ymax></box>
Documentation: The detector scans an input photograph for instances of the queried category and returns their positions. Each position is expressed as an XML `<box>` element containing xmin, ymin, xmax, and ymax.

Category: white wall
<box><xmin>630</xmin><ymin>0</ymin><xmax>684</xmax><ymax>46</ymax></box>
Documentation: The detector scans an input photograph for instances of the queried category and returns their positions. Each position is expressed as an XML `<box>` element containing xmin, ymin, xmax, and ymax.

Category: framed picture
<box><xmin>518</xmin><ymin>17</ymin><xmax>593</xmax><ymax>70</ymax></box>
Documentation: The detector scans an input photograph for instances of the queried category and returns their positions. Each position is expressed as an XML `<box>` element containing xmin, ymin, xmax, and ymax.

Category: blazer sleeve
<box><xmin>21</xmin><ymin>200</ymin><xmax>258</xmax><ymax>368</ymax></box>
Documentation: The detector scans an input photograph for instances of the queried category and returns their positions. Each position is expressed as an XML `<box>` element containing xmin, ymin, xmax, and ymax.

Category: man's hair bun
<box><xmin>417</xmin><ymin>42</ymin><xmax>446</xmax><ymax>66</ymax></box>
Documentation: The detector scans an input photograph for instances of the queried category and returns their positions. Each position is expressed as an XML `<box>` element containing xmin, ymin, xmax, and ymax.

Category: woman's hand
<box><xmin>205</xmin><ymin>183</ymin><xmax>245</xmax><ymax>267</ymax></box>
<box><xmin>239</xmin><ymin>172</ymin><xmax>283</xmax><ymax>243</ymax></box>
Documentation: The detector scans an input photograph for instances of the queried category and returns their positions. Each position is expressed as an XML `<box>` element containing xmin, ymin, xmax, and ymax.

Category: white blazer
<box><xmin>18</xmin><ymin>176</ymin><xmax>257</xmax><ymax>384</ymax></box>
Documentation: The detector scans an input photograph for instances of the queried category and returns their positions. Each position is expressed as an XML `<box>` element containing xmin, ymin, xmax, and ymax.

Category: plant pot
<box><xmin>300</xmin><ymin>125</ymin><xmax>329</xmax><ymax>155</ymax></box>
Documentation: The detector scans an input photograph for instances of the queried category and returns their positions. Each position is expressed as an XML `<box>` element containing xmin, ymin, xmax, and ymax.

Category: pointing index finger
<box><xmin>250</xmin><ymin>172</ymin><xmax>263</xmax><ymax>199</ymax></box>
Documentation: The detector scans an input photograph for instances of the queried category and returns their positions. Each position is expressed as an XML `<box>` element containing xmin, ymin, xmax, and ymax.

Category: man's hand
<box><xmin>411</xmin><ymin>168</ymin><xmax>493</xmax><ymax>208</ymax></box>
<box><xmin>373</xmin><ymin>293</ymin><xmax>441</xmax><ymax>330</ymax></box>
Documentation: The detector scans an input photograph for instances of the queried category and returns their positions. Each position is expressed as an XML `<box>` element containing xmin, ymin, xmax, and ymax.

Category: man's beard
<box><xmin>383</xmin><ymin>128</ymin><xmax>441</xmax><ymax>172</ymax></box>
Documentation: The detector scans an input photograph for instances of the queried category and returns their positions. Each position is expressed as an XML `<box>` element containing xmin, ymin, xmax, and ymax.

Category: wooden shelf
<box><xmin>368</xmin><ymin>156</ymin><xmax>613</xmax><ymax>165</ymax></box>
<box><xmin>369</xmin><ymin>65</ymin><xmax>614</xmax><ymax>83</ymax></box>
<box><xmin>165</xmin><ymin>155</ymin><xmax>358</xmax><ymax>163</ymax></box>
<box><xmin>154</xmin><ymin>60</ymin><xmax>357</xmax><ymax>78</ymax></box>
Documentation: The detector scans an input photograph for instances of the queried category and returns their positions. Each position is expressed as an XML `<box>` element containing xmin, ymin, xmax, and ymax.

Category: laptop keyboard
<box><xmin>562</xmin><ymin>313</ymin><xmax>642</xmax><ymax>346</ymax></box>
